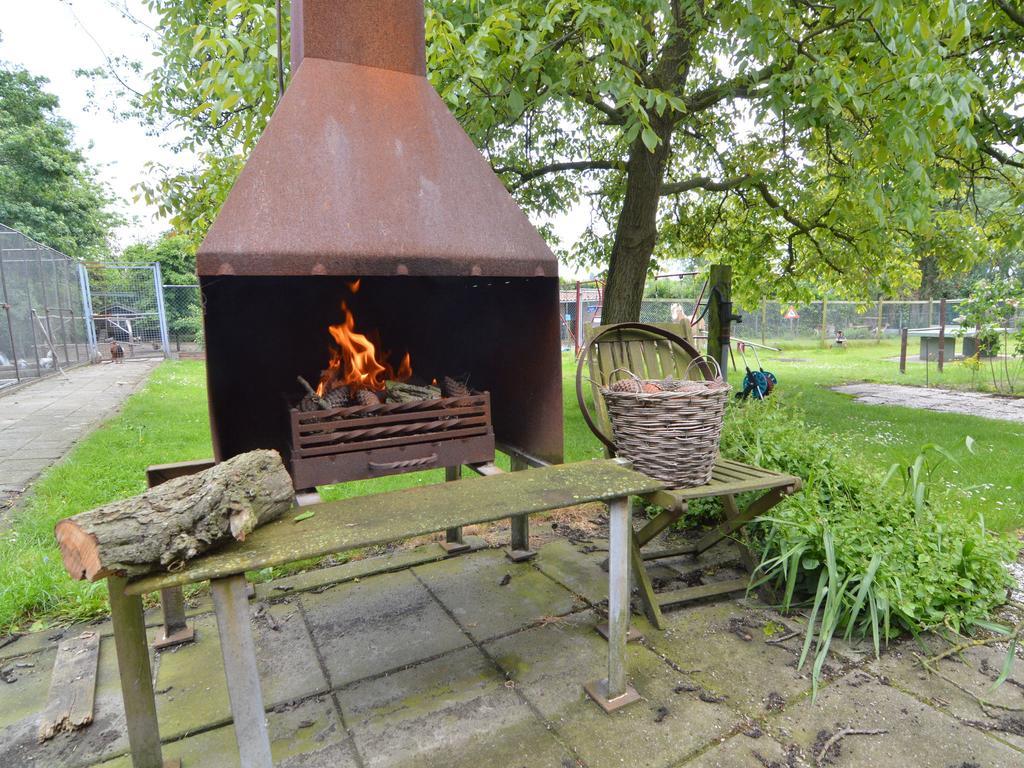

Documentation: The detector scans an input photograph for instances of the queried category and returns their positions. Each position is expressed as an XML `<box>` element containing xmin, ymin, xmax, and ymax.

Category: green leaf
<box><xmin>293</xmin><ymin>511</ymin><xmax>316</xmax><ymax>523</ymax></box>
<box><xmin>641</xmin><ymin>126</ymin><xmax>659</xmax><ymax>152</ymax></box>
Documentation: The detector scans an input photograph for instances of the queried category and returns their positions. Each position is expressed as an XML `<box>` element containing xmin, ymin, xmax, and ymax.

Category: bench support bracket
<box><xmin>506</xmin><ymin>455</ymin><xmax>536</xmax><ymax>562</ymax></box>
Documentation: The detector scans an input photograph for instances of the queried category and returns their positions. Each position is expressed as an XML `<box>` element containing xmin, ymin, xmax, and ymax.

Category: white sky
<box><xmin>0</xmin><ymin>0</ymin><xmax>593</xmax><ymax>272</ymax></box>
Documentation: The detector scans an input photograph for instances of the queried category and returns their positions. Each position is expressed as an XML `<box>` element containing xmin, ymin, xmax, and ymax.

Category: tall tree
<box><xmin>0</xmin><ymin>58</ymin><xmax>119</xmax><ymax>258</ymax></box>
<box><xmin>427</xmin><ymin>0</ymin><xmax>1024</xmax><ymax>319</ymax></box>
<box><xmin>94</xmin><ymin>1</ymin><xmax>1024</xmax><ymax>318</ymax></box>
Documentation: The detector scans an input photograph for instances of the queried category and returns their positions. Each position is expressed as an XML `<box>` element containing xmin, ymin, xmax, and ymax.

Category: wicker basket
<box><xmin>601</xmin><ymin>363</ymin><xmax>730</xmax><ymax>489</ymax></box>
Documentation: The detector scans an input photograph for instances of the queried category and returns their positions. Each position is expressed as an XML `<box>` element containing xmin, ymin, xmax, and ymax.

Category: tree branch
<box><xmin>993</xmin><ymin>0</ymin><xmax>1024</xmax><ymax>30</ymax></box>
<box><xmin>494</xmin><ymin>159</ymin><xmax>625</xmax><ymax>188</ymax></box>
<box><xmin>660</xmin><ymin>174</ymin><xmax>754</xmax><ymax>196</ymax></box>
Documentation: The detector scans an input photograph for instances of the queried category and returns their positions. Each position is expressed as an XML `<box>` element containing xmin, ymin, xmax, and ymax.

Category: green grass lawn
<box><xmin>1</xmin><ymin>345</ymin><xmax>1020</xmax><ymax>634</ymax></box>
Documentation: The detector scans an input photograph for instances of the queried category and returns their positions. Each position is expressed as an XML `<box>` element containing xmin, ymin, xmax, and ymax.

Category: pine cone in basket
<box><xmin>609</xmin><ymin>378</ymin><xmax>643</xmax><ymax>393</ymax></box>
<box><xmin>641</xmin><ymin>382</ymin><xmax>664</xmax><ymax>393</ymax></box>
<box><xmin>441</xmin><ymin>376</ymin><xmax>470</xmax><ymax>398</ymax></box>
<box><xmin>353</xmin><ymin>388</ymin><xmax>382</xmax><ymax>407</ymax></box>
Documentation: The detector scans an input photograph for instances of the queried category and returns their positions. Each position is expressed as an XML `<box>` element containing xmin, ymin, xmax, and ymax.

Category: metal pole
<box><xmin>899</xmin><ymin>329</ymin><xmax>908</xmax><ymax>374</ymax></box>
<box><xmin>761</xmin><ymin>302</ymin><xmax>766</xmax><ymax>346</ymax></box>
<box><xmin>575</xmin><ymin>280</ymin><xmax>583</xmax><ymax>355</ymax></box>
<box><xmin>0</xmin><ymin>243</ymin><xmax>20</xmax><ymax>383</ymax></box>
<box><xmin>78</xmin><ymin>264</ymin><xmax>98</xmax><ymax>360</ymax></box>
<box><xmin>211</xmin><ymin>575</ymin><xmax>274</xmax><ymax>768</ymax></box>
<box><xmin>938</xmin><ymin>297</ymin><xmax>946</xmax><ymax>373</ymax></box>
<box><xmin>820</xmin><ymin>297</ymin><xmax>828</xmax><ymax>349</ymax></box>
<box><xmin>108</xmin><ymin>577</ymin><xmax>166</xmax><ymax>768</ymax></box>
<box><xmin>152</xmin><ymin>263</ymin><xmax>172</xmax><ymax>359</ymax></box>
<box><xmin>876</xmin><ymin>299</ymin><xmax>883</xmax><ymax>344</ymax></box>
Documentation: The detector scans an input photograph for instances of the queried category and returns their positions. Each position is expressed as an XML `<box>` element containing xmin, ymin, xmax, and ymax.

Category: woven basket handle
<box><xmin>684</xmin><ymin>354</ymin><xmax>724</xmax><ymax>383</ymax></box>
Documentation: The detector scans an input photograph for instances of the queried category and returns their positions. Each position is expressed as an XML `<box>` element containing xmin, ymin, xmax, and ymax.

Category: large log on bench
<box><xmin>56</xmin><ymin>450</ymin><xmax>295</xmax><ymax>581</ymax></box>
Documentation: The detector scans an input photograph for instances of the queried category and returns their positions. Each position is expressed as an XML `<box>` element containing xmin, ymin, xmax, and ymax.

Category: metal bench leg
<box><xmin>507</xmin><ymin>455</ymin><xmax>536</xmax><ymax>562</ymax></box>
<box><xmin>211</xmin><ymin>575</ymin><xmax>273</xmax><ymax>768</ymax></box>
<box><xmin>441</xmin><ymin>466</ymin><xmax>471</xmax><ymax>554</ymax></box>
<box><xmin>585</xmin><ymin>496</ymin><xmax>640</xmax><ymax>712</ymax></box>
<box><xmin>108</xmin><ymin>576</ymin><xmax>178</xmax><ymax>768</ymax></box>
<box><xmin>153</xmin><ymin>587</ymin><xmax>195</xmax><ymax>650</ymax></box>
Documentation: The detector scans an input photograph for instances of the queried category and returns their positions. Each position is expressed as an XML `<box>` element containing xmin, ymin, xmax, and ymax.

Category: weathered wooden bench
<box><xmin>107</xmin><ymin>459</ymin><xmax>662</xmax><ymax>768</ymax></box>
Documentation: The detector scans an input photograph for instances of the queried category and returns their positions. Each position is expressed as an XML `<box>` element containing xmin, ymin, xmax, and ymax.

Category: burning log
<box><xmin>55</xmin><ymin>450</ymin><xmax>295</xmax><ymax>581</ymax></box>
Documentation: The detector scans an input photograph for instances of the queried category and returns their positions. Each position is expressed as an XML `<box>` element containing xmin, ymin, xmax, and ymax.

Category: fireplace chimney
<box><xmin>290</xmin><ymin>0</ymin><xmax>426</xmax><ymax>76</ymax></box>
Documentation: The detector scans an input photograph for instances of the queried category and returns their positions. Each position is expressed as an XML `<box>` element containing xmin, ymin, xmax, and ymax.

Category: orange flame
<box><xmin>316</xmin><ymin>301</ymin><xmax>411</xmax><ymax>395</ymax></box>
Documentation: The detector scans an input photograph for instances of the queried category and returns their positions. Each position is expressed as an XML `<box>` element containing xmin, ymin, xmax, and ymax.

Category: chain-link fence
<box><xmin>0</xmin><ymin>224</ymin><xmax>91</xmax><ymax>389</ymax></box>
<box><xmin>560</xmin><ymin>291</ymin><xmax>1024</xmax><ymax>352</ymax></box>
<box><xmin>86</xmin><ymin>263</ymin><xmax>170</xmax><ymax>360</ymax></box>
<box><xmin>162</xmin><ymin>284</ymin><xmax>203</xmax><ymax>355</ymax></box>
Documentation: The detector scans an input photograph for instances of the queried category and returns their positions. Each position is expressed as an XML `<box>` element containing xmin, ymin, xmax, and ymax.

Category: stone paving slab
<box><xmin>299</xmin><ymin>569</ymin><xmax>471</xmax><ymax>687</ymax></box>
<box><xmin>337</xmin><ymin>646</ymin><xmax>574</xmax><ymax>768</ymax></box>
<box><xmin>0</xmin><ymin>360</ymin><xmax>158</xmax><ymax>495</ymax></box>
<box><xmin>154</xmin><ymin>603</ymin><xmax>328</xmax><ymax>740</ymax></box>
<box><xmin>96</xmin><ymin>695</ymin><xmax>358</xmax><ymax>768</ymax></box>
<box><xmin>412</xmin><ymin>548</ymin><xmax>582</xmax><ymax>642</ymax></box>
<box><xmin>775</xmin><ymin>668</ymin><xmax>1024</xmax><ymax>767</ymax></box>
<box><xmin>684</xmin><ymin>731</ymin><xmax>796</xmax><ymax>768</ymax></box>
<box><xmin>640</xmin><ymin>599</ymin><xmax>827</xmax><ymax>719</ymax></box>
<box><xmin>833</xmin><ymin>382</ymin><xmax>1024</xmax><ymax>422</ymax></box>
<box><xmin>485</xmin><ymin>610</ymin><xmax>739</xmax><ymax>768</ymax></box>
<box><xmin>867</xmin><ymin>636</ymin><xmax>1024</xmax><ymax>752</ymax></box>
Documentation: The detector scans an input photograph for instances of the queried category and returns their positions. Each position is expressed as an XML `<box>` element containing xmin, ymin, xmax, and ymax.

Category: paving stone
<box><xmin>684</xmin><ymin>731</ymin><xmax>796</xmax><ymax>768</ymax></box>
<box><xmin>155</xmin><ymin>602</ymin><xmax>328</xmax><ymax>739</ymax></box>
<box><xmin>337</xmin><ymin>646</ymin><xmax>573</xmax><ymax>768</ymax></box>
<box><xmin>867</xmin><ymin>636</ymin><xmax>1024</xmax><ymax>751</ymax></box>
<box><xmin>299</xmin><ymin>569</ymin><xmax>470</xmax><ymax>687</ymax></box>
<box><xmin>485</xmin><ymin>610</ymin><xmax>739</xmax><ymax>768</ymax></box>
<box><xmin>532</xmin><ymin>537</ymin><xmax>609</xmax><ymax>604</ymax></box>
<box><xmin>94</xmin><ymin>695</ymin><xmax>357</xmax><ymax>768</ymax></box>
<box><xmin>0</xmin><ymin>635</ymin><xmax>131</xmax><ymax>767</ymax></box>
<box><xmin>0</xmin><ymin>360</ymin><xmax>157</xmax><ymax>501</ymax></box>
<box><xmin>413</xmin><ymin>548</ymin><xmax>579</xmax><ymax>641</ymax></box>
<box><xmin>640</xmin><ymin>600</ymin><xmax>821</xmax><ymax>718</ymax></box>
<box><xmin>775</xmin><ymin>669</ymin><xmax>1024</xmax><ymax>767</ymax></box>
<box><xmin>252</xmin><ymin>538</ymin><xmax>488</xmax><ymax>602</ymax></box>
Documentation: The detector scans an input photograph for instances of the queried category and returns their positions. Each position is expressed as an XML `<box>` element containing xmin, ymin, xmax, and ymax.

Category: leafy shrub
<box><xmin>718</xmin><ymin>399</ymin><xmax>1017</xmax><ymax>689</ymax></box>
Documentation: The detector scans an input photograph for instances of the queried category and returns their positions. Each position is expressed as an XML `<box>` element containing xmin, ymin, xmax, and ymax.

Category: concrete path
<box><xmin>834</xmin><ymin>382</ymin><xmax>1024</xmax><ymax>423</ymax></box>
<box><xmin>2</xmin><ymin>530</ymin><xmax>1021</xmax><ymax>768</ymax></box>
<box><xmin>0</xmin><ymin>360</ymin><xmax>159</xmax><ymax>495</ymax></box>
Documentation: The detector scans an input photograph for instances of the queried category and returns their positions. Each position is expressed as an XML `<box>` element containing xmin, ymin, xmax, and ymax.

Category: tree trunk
<box><xmin>602</xmin><ymin>124</ymin><xmax>674</xmax><ymax>324</ymax></box>
<box><xmin>601</xmin><ymin>8</ymin><xmax>695</xmax><ymax>324</ymax></box>
<box><xmin>55</xmin><ymin>449</ymin><xmax>295</xmax><ymax>581</ymax></box>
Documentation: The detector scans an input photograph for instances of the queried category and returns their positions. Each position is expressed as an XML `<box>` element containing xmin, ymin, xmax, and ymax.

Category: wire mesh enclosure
<box><xmin>0</xmin><ymin>224</ymin><xmax>91</xmax><ymax>390</ymax></box>
<box><xmin>86</xmin><ymin>263</ymin><xmax>170</xmax><ymax>360</ymax></box>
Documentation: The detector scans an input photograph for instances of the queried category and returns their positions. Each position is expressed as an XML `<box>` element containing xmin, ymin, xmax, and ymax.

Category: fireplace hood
<box><xmin>197</xmin><ymin>0</ymin><xmax>557</xmax><ymax>279</ymax></box>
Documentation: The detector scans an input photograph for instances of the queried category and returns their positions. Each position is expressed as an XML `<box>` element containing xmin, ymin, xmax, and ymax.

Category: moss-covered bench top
<box><xmin>125</xmin><ymin>459</ymin><xmax>663</xmax><ymax>596</ymax></box>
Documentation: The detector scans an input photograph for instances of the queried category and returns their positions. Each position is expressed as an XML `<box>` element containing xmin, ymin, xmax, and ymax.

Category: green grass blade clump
<box><xmin>720</xmin><ymin>398</ymin><xmax>1018</xmax><ymax>690</ymax></box>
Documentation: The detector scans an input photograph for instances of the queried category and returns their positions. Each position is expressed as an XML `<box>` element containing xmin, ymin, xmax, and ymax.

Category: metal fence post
<box><xmin>78</xmin><ymin>264</ymin><xmax>98</xmax><ymax>360</ymax></box>
<box><xmin>152</xmin><ymin>263</ymin><xmax>172</xmax><ymax>359</ymax></box>
<box><xmin>0</xmin><ymin>241</ymin><xmax>19</xmax><ymax>383</ymax></box>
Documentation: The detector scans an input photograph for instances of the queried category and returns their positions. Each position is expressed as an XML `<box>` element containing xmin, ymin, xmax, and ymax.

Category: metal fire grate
<box><xmin>288</xmin><ymin>392</ymin><xmax>495</xmax><ymax>488</ymax></box>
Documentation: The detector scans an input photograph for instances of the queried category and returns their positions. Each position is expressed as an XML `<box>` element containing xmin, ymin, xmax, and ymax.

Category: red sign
<box><xmin>783</xmin><ymin>305</ymin><xmax>800</xmax><ymax>320</ymax></box>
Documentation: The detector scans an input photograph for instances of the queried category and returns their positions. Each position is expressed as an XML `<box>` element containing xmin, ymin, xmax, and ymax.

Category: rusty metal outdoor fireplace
<box><xmin>195</xmin><ymin>0</ymin><xmax>563</xmax><ymax>493</ymax></box>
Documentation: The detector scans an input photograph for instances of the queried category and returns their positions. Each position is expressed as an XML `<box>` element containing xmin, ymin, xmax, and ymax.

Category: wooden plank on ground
<box><xmin>127</xmin><ymin>459</ymin><xmax>664</xmax><ymax>596</ymax></box>
<box><xmin>38</xmin><ymin>630</ymin><xmax>100</xmax><ymax>742</ymax></box>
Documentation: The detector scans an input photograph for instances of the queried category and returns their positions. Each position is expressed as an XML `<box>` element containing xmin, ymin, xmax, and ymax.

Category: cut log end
<box><xmin>54</xmin><ymin>521</ymin><xmax>108</xmax><ymax>582</ymax></box>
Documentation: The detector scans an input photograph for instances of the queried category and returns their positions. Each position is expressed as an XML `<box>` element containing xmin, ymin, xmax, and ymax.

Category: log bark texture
<box><xmin>55</xmin><ymin>450</ymin><xmax>295</xmax><ymax>581</ymax></box>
